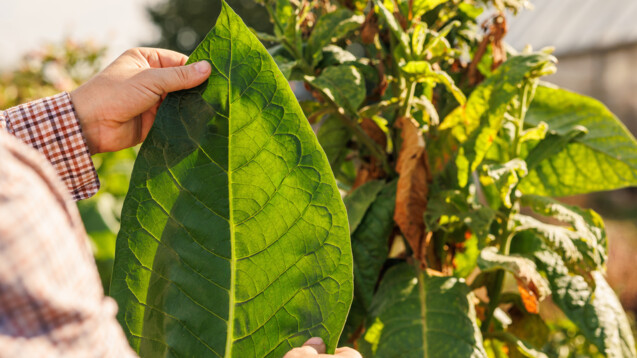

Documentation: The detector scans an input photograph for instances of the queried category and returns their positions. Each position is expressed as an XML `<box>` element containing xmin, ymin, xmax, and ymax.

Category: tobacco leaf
<box><xmin>394</xmin><ymin>117</ymin><xmax>430</xmax><ymax>265</ymax></box>
<box><xmin>359</xmin><ymin>263</ymin><xmax>487</xmax><ymax>357</ymax></box>
<box><xmin>520</xmin><ymin>86</ymin><xmax>637</xmax><ymax>196</ymax></box>
<box><xmin>110</xmin><ymin>2</ymin><xmax>353</xmax><ymax>356</ymax></box>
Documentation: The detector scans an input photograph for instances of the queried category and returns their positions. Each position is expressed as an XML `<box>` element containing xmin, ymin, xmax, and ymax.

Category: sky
<box><xmin>0</xmin><ymin>0</ymin><xmax>163</xmax><ymax>70</ymax></box>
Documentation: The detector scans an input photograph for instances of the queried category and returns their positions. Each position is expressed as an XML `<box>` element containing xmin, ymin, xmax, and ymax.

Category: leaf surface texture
<box><xmin>110</xmin><ymin>3</ymin><xmax>353</xmax><ymax>357</ymax></box>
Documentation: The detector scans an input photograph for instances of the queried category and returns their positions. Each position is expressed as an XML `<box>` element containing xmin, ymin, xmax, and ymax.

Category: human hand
<box><xmin>283</xmin><ymin>338</ymin><xmax>362</xmax><ymax>358</ymax></box>
<box><xmin>70</xmin><ymin>47</ymin><xmax>211</xmax><ymax>154</ymax></box>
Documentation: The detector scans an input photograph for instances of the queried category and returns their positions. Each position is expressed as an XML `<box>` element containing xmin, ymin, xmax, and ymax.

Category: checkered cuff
<box><xmin>1</xmin><ymin>93</ymin><xmax>100</xmax><ymax>200</ymax></box>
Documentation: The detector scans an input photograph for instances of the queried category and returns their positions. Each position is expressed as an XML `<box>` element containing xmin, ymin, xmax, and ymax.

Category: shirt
<box><xmin>0</xmin><ymin>93</ymin><xmax>136</xmax><ymax>357</ymax></box>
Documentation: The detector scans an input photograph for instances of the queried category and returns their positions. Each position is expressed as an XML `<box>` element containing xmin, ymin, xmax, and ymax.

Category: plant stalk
<box><xmin>481</xmin><ymin>226</ymin><xmax>515</xmax><ymax>334</ymax></box>
<box><xmin>400</xmin><ymin>82</ymin><xmax>417</xmax><ymax>119</ymax></box>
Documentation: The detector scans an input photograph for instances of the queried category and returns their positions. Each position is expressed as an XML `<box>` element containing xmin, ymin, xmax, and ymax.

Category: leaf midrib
<box><xmin>417</xmin><ymin>269</ymin><xmax>428</xmax><ymax>358</ymax></box>
<box><xmin>225</xmin><ymin>5</ymin><xmax>236</xmax><ymax>357</ymax></box>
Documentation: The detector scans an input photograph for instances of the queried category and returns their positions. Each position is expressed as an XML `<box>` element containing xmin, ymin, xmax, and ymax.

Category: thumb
<box><xmin>302</xmin><ymin>337</ymin><xmax>326</xmax><ymax>354</ymax></box>
<box><xmin>148</xmin><ymin>60</ymin><xmax>211</xmax><ymax>93</ymax></box>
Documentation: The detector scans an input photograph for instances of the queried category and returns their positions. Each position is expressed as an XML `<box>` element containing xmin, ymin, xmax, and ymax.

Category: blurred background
<box><xmin>2</xmin><ymin>0</ymin><xmax>636</xmax><ymax>355</ymax></box>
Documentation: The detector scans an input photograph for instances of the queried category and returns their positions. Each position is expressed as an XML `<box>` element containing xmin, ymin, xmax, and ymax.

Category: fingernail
<box><xmin>194</xmin><ymin>60</ymin><xmax>211</xmax><ymax>74</ymax></box>
<box><xmin>305</xmin><ymin>337</ymin><xmax>324</xmax><ymax>346</ymax></box>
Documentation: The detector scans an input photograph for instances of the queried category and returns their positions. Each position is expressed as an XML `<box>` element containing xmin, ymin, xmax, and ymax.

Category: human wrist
<box><xmin>70</xmin><ymin>84</ymin><xmax>100</xmax><ymax>154</ymax></box>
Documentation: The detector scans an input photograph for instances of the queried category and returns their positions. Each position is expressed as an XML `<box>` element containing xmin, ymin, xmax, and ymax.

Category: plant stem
<box><xmin>481</xmin><ymin>228</ymin><xmax>515</xmax><ymax>334</ymax></box>
<box><xmin>482</xmin><ymin>81</ymin><xmax>536</xmax><ymax>333</ymax></box>
<box><xmin>265</xmin><ymin>4</ymin><xmax>284</xmax><ymax>35</ymax></box>
<box><xmin>511</xmin><ymin>81</ymin><xmax>531</xmax><ymax>158</ymax></box>
<box><xmin>400</xmin><ymin>82</ymin><xmax>417</xmax><ymax>119</ymax></box>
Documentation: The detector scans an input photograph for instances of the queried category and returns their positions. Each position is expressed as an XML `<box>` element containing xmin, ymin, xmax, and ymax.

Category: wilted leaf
<box><xmin>306</xmin><ymin>65</ymin><xmax>366</xmax><ymax>115</ymax></box>
<box><xmin>359</xmin><ymin>263</ymin><xmax>487</xmax><ymax>357</ymax></box>
<box><xmin>520</xmin><ymin>86</ymin><xmax>637</xmax><ymax>196</ymax></box>
<box><xmin>477</xmin><ymin>247</ymin><xmax>550</xmax><ymax>311</ymax></box>
<box><xmin>307</xmin><ymin>9</ymin><xmax>364</xmax><ymax>66</ymax></box>
<box><xmin>110</xmin><ymin>3</ymin><xmax>353</xmax><ymax>356</ymax></box>
<box><xmin>534</xmin><ymin>250</ymin><xmax>636</xmax><ymax>358</ymax></box>
<box><xmin>361</xmin><ymin>8</ymin><xmax>379</xmax><ymax>44</ymax></box>
<box><xmin>394</xmin><ymin>117</ymin><xmax>430</xmax><ymax>264</ymax></box>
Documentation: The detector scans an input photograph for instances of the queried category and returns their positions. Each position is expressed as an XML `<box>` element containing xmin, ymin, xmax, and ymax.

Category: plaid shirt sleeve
<box><xmin>0</xmin><ymin>92</ymin><xmax>99</xmax><ymax>201</ymax></box>
<box><xmin>0</xmin><ymin>131</ymin><xmax>137</xmax><ymax>357</ymax></box>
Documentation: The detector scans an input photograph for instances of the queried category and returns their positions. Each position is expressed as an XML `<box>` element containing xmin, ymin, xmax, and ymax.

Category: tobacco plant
<box><xmin>111</xmin><ymin>0</ymin><xmax>637</xmax><ymax>357</ymax></box>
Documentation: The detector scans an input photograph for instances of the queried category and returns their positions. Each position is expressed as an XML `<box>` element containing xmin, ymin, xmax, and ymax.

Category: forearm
<box><xmin>0</xmin><ymin>93</ymin><xmax>99</xmax><ymax>200</ymax></box>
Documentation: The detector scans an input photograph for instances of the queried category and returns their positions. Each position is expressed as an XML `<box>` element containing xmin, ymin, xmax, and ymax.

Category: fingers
<box><xmin>303</xmin><ymin>337</ymin><xmax>326</xmax><ymax>354</ymax></box>
<box><xmin>283</xmin><ymin>337</ymin><xmax>324</xmax><ymax>358</ymax></box>
<box><xmin>283</xmin><ymin>338</ymin><xmax>361</xmax><ymax>358</ymax></box>
<box><xmin>133</xmin><ymin>47</ymin><xmax>189</xmax><ymax>68</ymax></box>
<box><xmin>144</xmin><ymin>60</ymin><xmax>212</xmax><ymax>94</ymax></box>
<box><xmin>334</xmin><ymin>347</ymin><xmax>363</xmax><ymax>358</ymax></box>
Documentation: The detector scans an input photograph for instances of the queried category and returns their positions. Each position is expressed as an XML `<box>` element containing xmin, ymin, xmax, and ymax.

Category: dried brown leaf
<box><xmin>394</xmin><ymin>117</ymin><xmax>430</xmax><ymax>266</ymax></box>
<box><xmin>361</xmin><ymin>9</ymin><xmax>379</xmax><ymax>44</ymax></box>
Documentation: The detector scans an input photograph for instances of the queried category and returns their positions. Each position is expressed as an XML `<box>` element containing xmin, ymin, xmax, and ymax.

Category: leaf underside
<box><xmin>110</xmin><ymin>2</ymin><xmax>353</xmax><ymax>357</ymax></box>
<box><xmin>521</xmin><ymin>86</ymin><xmax>637</xmax><ymax>196</ymax></box>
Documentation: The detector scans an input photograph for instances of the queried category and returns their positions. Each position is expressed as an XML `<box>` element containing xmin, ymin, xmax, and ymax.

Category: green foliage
<box><xmin>246</xmin><ymin>0</ymin><xmax>637</xmax><ymax>356</ymax></box>
<box><xmin>110</xmin><ymin>3</ymin><xmax>352</xmax><ymax>356</ymax></box>
<box><xmin>103</xmin><ymin>0</ymin><xmax>637</xmax><ymax>356</ymax></box>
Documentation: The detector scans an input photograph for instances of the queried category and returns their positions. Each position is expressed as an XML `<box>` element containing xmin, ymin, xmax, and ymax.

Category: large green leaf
<box><xmin>360</xmin><ymin>263</ymin><xmax>487</xmax><ymax>358</ymax></box>
<box><xmin>534</xmin><ymin>249</ymin><xmax>636</xmax><ymax>358</ymax></box>
<box><xmin>520</xmin><ymin>86</ymin><xmax>637</xmax><ymax>196</ymax></box>
<box><xmin>110</xmin><ymin>3</ymin><xmax>353</xmax><ymax>357</ymax></box>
